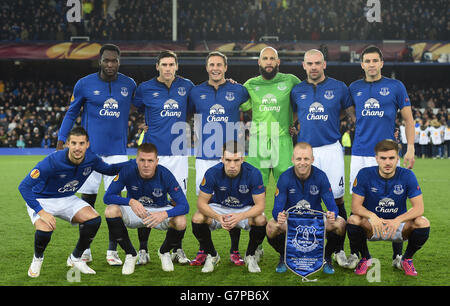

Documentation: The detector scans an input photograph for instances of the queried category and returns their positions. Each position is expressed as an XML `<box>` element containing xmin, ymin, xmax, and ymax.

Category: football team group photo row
<box><xmin>20</xmin><ymin>44</ymin><xmax>429</xmax><ymax>279</ymax></box>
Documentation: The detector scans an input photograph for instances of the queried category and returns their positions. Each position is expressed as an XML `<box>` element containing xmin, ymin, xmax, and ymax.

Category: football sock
<box><xmin>325</xmin><ymin>231</ymin><xmax>339</xmax><ymax>261</ymax></box>
<box><xmin>403</xmin><ymin>227</ymin><xmax>430</xmax><ymax>259</ymax></box>
<box><xmin>192</xmin><ymin>222</ymin><xmax>217</xmax><ymax>256</ymax></box>
<box><xmin>160</xmin><ymin>228</ymin><xmax>186</xmax><ymax>254</ymax></box>
<box><xmin>246</xmin><ymin>225</ymin><xmax>266</xmax><ymax>256</ymax></box>
<box><xmin>392</xmin><ymin>241</ymin><xmax>403</xmax><ymax>260</ymax></box>
<box><xmin>336</xmin><ymin>202</ymin><xmax>347</xmax><ymax>252</ymax></box>
<box><xmin>105</xmin><ymin>217</ymin><xmax>137</xmax><ymax>256</ymax></box>
<box><xmin>267</xmin><ymin>233</ymin><xmax>285</xmax><ymax>257</ymax></box>
<box><xmin>137</xmin><ymin>227</ymin><xmax>151</xmax><ymax>252</ymax></box>
<box><xmin>72</xmin><ymin>216</ymin><xmax>101</xmax><ymax>258</ymax></box>
<box><xmin>34</xmin><ymin>230</ymin><xmax>53</xmax><ymax>258</ymax></box>
<box><xmin>347</xmin><ymin>224</ymin><xmax>371</xmax><ymax>259</ymax></box>
<box><xmin>81</xmin><ymin>193</ymin><xmax>97</xmax><ymax>208</ymax></box>
<box><xmin>229</xmin><ymin>227</ymin><xmax>241</xmax><ymax>253</ymax></box>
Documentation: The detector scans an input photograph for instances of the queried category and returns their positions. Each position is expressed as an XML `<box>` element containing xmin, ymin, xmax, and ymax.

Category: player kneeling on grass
<box><xmin>347</xmin><ymin>139</ymin><xmax>430</xmax><ymax>276</ymax></box>
<box><xmin>103</xmin><ymin>143</ymin><xmax>189</xmax><ymax>274</ymax></box>
<box><xmin>266</xmin><ymin>142</ymin><xmax>346</xmax><ymax>274</ymax></box>
<box><xmin>191</xmin><ymin>141</ymin><xmax>267</xmax><ymax>273</ymax></box>
<box><xmin>19</xmin><ymin>127</ymin><xmax>129</xmax><ymax>278</ymax></box>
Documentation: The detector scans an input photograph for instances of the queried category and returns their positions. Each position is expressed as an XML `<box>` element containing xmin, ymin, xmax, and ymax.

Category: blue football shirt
<box><xmin>352</xmin><ymin>166</ymin><xmax>422</xmax><ymax>219</ymax></box>
<box><xmin>58</xmin><ymin>72</ymin><xmax>136</xmax><ymax>155</ymax></box>
<box><xmin>199</xmin><ymin>162</ymin><xmax>265</xmax><ymax>209</ymax></box>
<box><xmin>189</xmin><ymin>81</ymin><xmax>249</xmax><ymax>159</ymax></box>
<box><xmin>103</xmin><ymin>160</ymin><xmax>189</xmax><ymax>218</ymax></box>
<box><xmin>291</xmin><ymin>77</ymin><xmax>352</xmax><ymax>147</ymax></box>
<box><xmin>273</xmin><ymin>166</ymin><xmax>338</xmax><ymax>220</ymax></box>
<box><xmin>349</xmin><ymin>77</ymin><xmax>411</xmax><ymax>156</ymax></box>
<box><xmin>133</xmin><ymin>76</ymin><xmax>194</xmax><ymax>156</ymax></box>
<box><xmin>18</xmin><ymin>148</ymin><xmax>129</xmax><ymax>213</ymax></box>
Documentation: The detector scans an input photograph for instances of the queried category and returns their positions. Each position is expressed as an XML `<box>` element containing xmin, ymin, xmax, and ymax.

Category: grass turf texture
<box><xmin>0</xmin><ymin>155</ymin><xmax>448</xmax><ymax>286</ymax></box>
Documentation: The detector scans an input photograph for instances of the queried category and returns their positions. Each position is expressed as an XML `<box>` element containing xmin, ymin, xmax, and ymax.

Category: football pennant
<box><xmin>285</xmin><ymin>206</ymin><xmax>326</xmax><ymax>282</ymax></box>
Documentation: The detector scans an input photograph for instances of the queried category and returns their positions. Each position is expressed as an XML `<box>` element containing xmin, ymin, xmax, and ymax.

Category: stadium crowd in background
<box><xmin>1</xmin><ymin>0</ymin><xmax>449</xmax><ymax>42</ymax></box>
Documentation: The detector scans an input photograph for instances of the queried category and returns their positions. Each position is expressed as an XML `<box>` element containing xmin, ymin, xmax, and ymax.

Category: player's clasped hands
<box><xmin>369</xmin><ymin>215</ymin><xmax>400</xmax><ymax>239</ymax></box>
<box><xmin>220</xmin><ymin>213</ymin><xmax>241</xmax><ymax>230</ymax></box>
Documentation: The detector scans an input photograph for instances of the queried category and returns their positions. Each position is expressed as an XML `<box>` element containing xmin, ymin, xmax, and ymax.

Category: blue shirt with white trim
<box><xmin>199</xmin><ymin>162</ymin><xmax>265</xmax><ymax>209</ymax></box>
<box><xmin>273</xmin><ymin>165</ymin><xmax>338</xmax><ymax>220</ymax></box>
<box><xmin>58</xmin><ymin>72</ymin><xmax>137</xmax><ymax>156</ymax></box>
<box><xmin>18</xmin><ymin>148</ymin><xmax>129</xmax><ymax>214</ymax></box>
<box><xmin>349</xmin><ymin>77</ymin><xmax>411</xmax><ymax>156</ymax></box>
<box><xmin>291</xmin><ymin>77</ymin><xmax>352</xmax><ymax>147</ymax></box>
<box><xmin>188</xmin><ymin>81</ymin><xmax>249</xmax><ymax>159</ymax></box>
<box><xmin>133</xmin><ymin>76</ymin><xmax>194</xmax><ymax>156</ymax></box>
<box><xmin>352</xmin><ymin>166</ymin><xmax>422</xmax><ymax>219</ymax></box>
<box><xmin>103</xmin><ymin>160</ymin><xmax>189</xmax><ymax>218</ymax></box>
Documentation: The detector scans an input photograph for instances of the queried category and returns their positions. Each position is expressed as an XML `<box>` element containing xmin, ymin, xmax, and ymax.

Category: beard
<box><xmin>259</xmin><ymin>64</ymin><xmax>279</xmax><ymax>80</ymax></box>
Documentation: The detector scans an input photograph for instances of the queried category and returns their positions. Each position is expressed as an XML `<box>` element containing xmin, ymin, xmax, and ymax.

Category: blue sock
<box><xmin>72</xmin><ymin>216</ymin><xmax>101</xmax><ymax>258</ymax></box>
<box><xmin>403</xmin><ymin>227</ymin><xmax>430</xmax><ymax>259</ymax></box>
<box><xmin>34</xmin><ymin>230</ymin><xmax>53</xmax><ymax>258</ymax></box>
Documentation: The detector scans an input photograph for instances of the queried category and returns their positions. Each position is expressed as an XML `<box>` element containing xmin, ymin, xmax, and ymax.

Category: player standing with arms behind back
<box><xmin>133</xmin><ymin>51</ymin><xmax>194</xmax><ymax>265</ymax></box>
<box><xmin>241</xmin><ymin>47</ymin><xmax>301</xmax><ymax>188</ymax></box>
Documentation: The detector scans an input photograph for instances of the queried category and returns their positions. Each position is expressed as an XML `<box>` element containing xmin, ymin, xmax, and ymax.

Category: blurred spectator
<box><xmin>0</xmin><ymin>0</ymin><xmax>448</xmax><ymax>42</ymax></box>
<box><xmin>16</xmin><ymin>134</ymin><xmax>25</xmax><ymax>148</ymax></box>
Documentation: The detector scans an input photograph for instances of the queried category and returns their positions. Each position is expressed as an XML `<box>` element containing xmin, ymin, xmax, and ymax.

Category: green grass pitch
<box><xmin>0</xmin><ymin>154</ymin><xmax>448</xmax><ymax>286</ymax></box>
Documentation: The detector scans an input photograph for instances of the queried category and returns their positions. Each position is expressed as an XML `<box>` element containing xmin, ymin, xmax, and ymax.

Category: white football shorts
<box><xmin>195</xmin><ymin>158</ymin><xmax>221</xmax><ymax>195</ymax></box>
<box><xmin>208</xmin><ymin>203</ymin><xmax>252</xmax><ymax>231</ymax></box>
<box><xmin>312</xmin><ymin>141</ymin><xmax>345</xmax><ymax>199</ymax></box>
<box><xmin>26</xmin><ymin>195</ymin><xmax>92</xmax><ymax>225</ymax></box>
<box><xmin>120</xmin><ymin>205</ymin><xmax>173</xmax><ymax>230</ymax></box>
<box><xmin>78</xmin><ymin>155</ymin><xmax>129</xmax><ymax>194</ymax></box>
<box><xmin>158</xmin><ymin>155</ymin><xmax>189</xmax><ymax>195</ymax></box>
<box><xmin>369</xmin><ymin>222</ymin><xmax>406</xmax><ymax>242</ymax></box>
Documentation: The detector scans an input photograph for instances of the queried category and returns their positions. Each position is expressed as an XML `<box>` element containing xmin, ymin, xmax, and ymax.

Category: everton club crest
<box><xmin>285</xmin><ymin>206</ymin><xmax>326</xmax><ymax>281</ymax></box>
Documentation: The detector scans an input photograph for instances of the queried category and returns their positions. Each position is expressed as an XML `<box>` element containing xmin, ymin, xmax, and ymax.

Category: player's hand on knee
<box><xmin>37</xmin><ymin>210</ymin><xmax>56</xmax><ymax>231</ymax></box>
<box><xmin>368</xmin><ymin>216</ymin><xmax>384</xmax><ymax>238</ymax></box>
<box><xmin>129</xmin><ymin>199</ymin><xmax>148</xmax><ymax>219</ymax></box>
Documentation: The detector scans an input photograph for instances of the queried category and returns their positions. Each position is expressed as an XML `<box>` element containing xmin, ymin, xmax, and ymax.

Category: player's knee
<box><xmin>347</xmin><ymin>214</ymin><xmax>362</xmax><ymax>225</ymax></box>
<box><xmin>414</xmin><ymin>216</ymin><xmax>430</xmax><ymax>228</ymax></box>
<box><xmin>104</xmin><ymin>205</ymin><xmax>121</xmax><ymax>218</ymax></box>
<box><xmin>266</xmin><ymin>219</ymin><xmax>280</xmax><ymax>238</ymax></box>
<box><xmin>171</xmin><ymin>215</ymin><xmax>187</xmax><ymax>230</ymax></box>
<box><xmin>35</xmin><ymin>218</ymin><xmax>55</xmax><ymax>232</ymax></box>
<box><xmin>253</xmin><ymin>214</ymin><xmax>267</xmax><ymax>227</ymax></box>
<box><xmin>191</xmin><ymin>211</ymin><xmax>207</xmax><ymax>224</ymax></box>
<box><xmin>335</xmin><ymin>217</ymin><xmax>346</xmax><ymax>236</ymax></box>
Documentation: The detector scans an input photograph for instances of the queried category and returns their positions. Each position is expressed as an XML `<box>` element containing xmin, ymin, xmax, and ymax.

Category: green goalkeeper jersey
<box><xmin>241</xmin><ymin>72</ymin><xmax>301</xmax><ymax>137</ymax></box>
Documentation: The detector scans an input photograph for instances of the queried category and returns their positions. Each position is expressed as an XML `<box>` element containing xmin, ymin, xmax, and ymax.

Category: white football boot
<box><xmin>28</xmin><ymin>255</ymin><xmax>44</xmax><ymax>278</ymax></box>
<box><xmin>67</xmin><ymin>254</ymin><xmax>96</xmax><ymax>274</ymax></box>
<box><xmin>158</xmin><ymin>250</ymin><xmax>174</xmax><ymax>272</ymax></box>
<box><xmin>245</xmin><ymin>255</ymin><xmax>261</xmax><ymax>273</ymax></box>
<box><xmin>122</xmin><ymin>254</ymin><xmax>138</xmax><ymax>275</ymax></box>
<box><xmin>202</xmin><ymin>253</ymin><xmax>220</xmax><ymax>273</ymax></box>
<box><xmin>106</xmin><ymin>250</ymin><xmax>123</xmax><ymax>266</ymax></box>
<box><xmin>171</xmin><ymin>248</ymin><xmax>190</xmax><ymax>264</ymax></box>
<box><xmin>136</xmin><ymin>249</ymin><xmax>150</xmax><ymax>265</ymax></box>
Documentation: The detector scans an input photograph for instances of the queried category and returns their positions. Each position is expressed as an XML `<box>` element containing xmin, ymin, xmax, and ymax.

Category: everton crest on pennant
<box><xmin>285</xmin><ymin>204</ymin><xmax>326</xmax><ymax>282</ymax></box>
